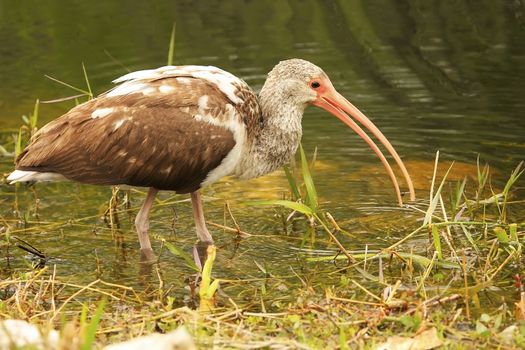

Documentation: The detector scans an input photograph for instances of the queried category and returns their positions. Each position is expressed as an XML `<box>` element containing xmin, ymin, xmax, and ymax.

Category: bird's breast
<box><xmin>235</xmin><ymin>127</ymin><xmax>302</xmax><ymax>180</ymax></box>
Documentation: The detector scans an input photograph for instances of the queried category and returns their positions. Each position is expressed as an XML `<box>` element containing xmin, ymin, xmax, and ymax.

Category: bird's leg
<box><xmin>191</xmin><ymin>191</ymin><xmax>213</xmax><ymax>243</ymax></box>
<box><xmin>135</xmin><ymin>187</ymin><xmax>158</xmax><ymax>260</ymax></box>
<box><xmin>190</xmin><ymin>191</ymin><xmax>214</xmax><ymax>269</ymax></box>
<box><xmin>192</xmin><ymin>241</ymin><xmax>214</xmax><ymax>270</ymax></box>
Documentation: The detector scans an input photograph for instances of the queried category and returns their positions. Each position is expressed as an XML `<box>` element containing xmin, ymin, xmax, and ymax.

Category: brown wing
<box><xmin>15</xmin><ymin>77</ymin><xmax>237</xmax><ymax>193</ymax></box>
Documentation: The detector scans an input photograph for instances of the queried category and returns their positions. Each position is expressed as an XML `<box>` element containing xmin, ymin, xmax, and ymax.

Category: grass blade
<box><xmin>451</xmin><ymin>177</ymin><xmax>467</xmax><ymax>216</ymax></box>
<box><xmin>82</xmin><ymin>62</ymin><xmax>93</xmax><ymax>99</ymax></box>
<box><xmin>103</xmin><ymin>49</ymin><xmax>131</xmax><ymax>73</ymax></box>
<box><xmin>45</xmin><ymin>74</ymin><xmax>91</xmax><ymax>96</ymax></box>
<box><xmin>163</xmin><ymin>240</ymin><xmax>199</xmax><ymax>271</ymax></box>
<box><xmin>167</xmin><ymin>22</ymin><xmax>176</xmax><ymax>66</ymax></box>
<box><xmin>424</xmin><ymin>154</ymin><xmax>454</xmax><ymax>226</ymax></box>
<box><xmin>299</xmin><ymin>144</ymin><xmax>318</xmax><ymax>212</ymax></box>
<box><xmin>500</xmin><ymin>161</ymin><xmax>524</xmax><ymax>222</ymax></box>
<box><xmin>502</xmin><ymin>161</ymin><xmax>524</xmax><ymax>195</ymax></box>
<box><xmin>509</xmin><ymin>224</ymin><xmax>518</xmax><ymax>242</ymax></box>
<box><xmin>459</xmin><ymin>223</ymin><xmax>480</xmax><ymax>254</ymax></box>
<box><xmin>284</xmin><ymin>165</ymin><xmax>301</xmax><ymax>200</ymax></box>
<box><xmin>431</xmin><ymin>225</ymin><xmax>443</xmax><ymax>261</ymax></box>
<box><xmin>476</xmin><ymin>155</ymin><xmax>489</xmax><ymax>191</ymax></box>
<box><xmin>494</xmin><ymin>227</ymin><xmax>509</xmax><ymax>244</ymax></box>
<box><xmin>30</xmin><ymin>99</ymin><xmax>39</xmax><ymax>131</ymax></box>
<box><xmin>41</xmin><ymin>94</ymin><xmax>88</xmax><ymax>104</ymax></box>
<box><xmin>80</xmin><ymin>298</ymin><xmax>105</xmax><ymax>350</ymax></box>
<box><xmin>248</xmin><ymin>200</ymin><xmax>313</xmax><ymax>216</ymax></box>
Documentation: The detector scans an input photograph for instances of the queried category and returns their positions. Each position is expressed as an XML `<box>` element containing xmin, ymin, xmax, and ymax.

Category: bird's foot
<box><xmin>139</xmin><ymin>248</ymin><xmax>157</xmax><ymax>263</ymax></box>
<box><xmin>192</xmin><ymin>241</ymin><xmax>214</xmax><ymax>270</ymax></box>
<box><xmin>137</xmin><ymin>248</ymin><xmax>157</xmax><ymax>287</ymax></box>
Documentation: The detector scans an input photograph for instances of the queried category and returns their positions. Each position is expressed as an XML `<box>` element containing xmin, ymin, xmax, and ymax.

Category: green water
<box><xmin>1</xmin><ymin>0</ymin><xmax>524</xmax><ymax>305</ymax></box>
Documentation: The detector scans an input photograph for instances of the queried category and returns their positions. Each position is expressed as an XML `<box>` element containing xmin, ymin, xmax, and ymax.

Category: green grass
<box><xmin>167</xmin><ymin>22</ymin><xmax>176</xmax><ymax>66</ymax></box>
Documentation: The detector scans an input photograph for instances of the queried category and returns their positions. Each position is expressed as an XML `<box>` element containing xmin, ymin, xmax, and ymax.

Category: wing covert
<box><xmin>15</xmin><ymin>76</ymin><xmax>239</xmax><ymax>193</ymax></box>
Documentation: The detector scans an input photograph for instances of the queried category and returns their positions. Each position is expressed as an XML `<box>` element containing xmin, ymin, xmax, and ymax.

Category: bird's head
<box><xmin>265</xmin><ymin>58</ymin><xmax>415</xmax><ymax>205</ymax></box>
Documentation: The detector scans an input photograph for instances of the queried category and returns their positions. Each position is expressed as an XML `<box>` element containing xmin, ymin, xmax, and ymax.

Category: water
<box><xmin>0</xmin><ymin>0</ymin><xmax>524</xmax><ymax>304</ymax></box>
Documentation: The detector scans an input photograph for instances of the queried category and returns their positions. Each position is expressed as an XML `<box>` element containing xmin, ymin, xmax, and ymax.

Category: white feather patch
<box><xmin>91</xmin><ymin>108</ymin><xmax>114</xmax><ymax>119</ymax></box>
<box><xmin>112</xmin><ymin>69</ymin><xmax>159</xmax><ymax>83</ymax></box>
<box><xmin>7</xmin><ymin>170</ymin><xmax>67</xmax><ymax>183</ymax></box>
<box><xmin>112</xmin><ymin>65</ymin><xmax>243</xmax><ymax>104</ymax></box>
<box><xmin>198</xmin><ymin>95</ymin><xmax>209</xmax><ymax>113</ymax></box>
<box><xmin>107</xmin><ymin>83</ymin><xmax>148</xmax><ymax>97</ymax></box>
<box><xmin>113</xmin><ymin>119</ymin><xmax>126</xmax><ymax>130</ymax></box>
<box><xmin>159</xmin><ymin>85</ymin><xmax>176</xmax><ymax>93</ymax></box>
<box><xmin>191</xmin><ymin>70</ymin><xmax>241</xmax><ymax>103</ymax></box>
<box><xmin>175</xmin><ymin>77</ymin><xmax>192</xmax><ymax>85</ymax></box>
<box><xmin>142</xmin><ymin>87</ymin><xmax>157</xmax><ymax>95</ymax></box>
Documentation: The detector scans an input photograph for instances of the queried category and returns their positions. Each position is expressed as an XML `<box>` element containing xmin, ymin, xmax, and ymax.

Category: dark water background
<box><xmin>0</xmin><ymin>0</ymin><xmax>524</xmax><ymax>299</ymax></box>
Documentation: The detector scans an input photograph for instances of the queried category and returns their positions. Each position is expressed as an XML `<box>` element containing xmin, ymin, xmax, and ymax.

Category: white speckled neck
<box><xmin>235</xmin><ymin>81</ymin><xmax>305</xmax><ymax>179</ymax></box>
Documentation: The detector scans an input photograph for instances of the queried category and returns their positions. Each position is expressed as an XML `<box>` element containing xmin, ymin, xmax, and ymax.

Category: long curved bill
<box><xmin>312</xmin><ymin>85</ymin><xmax>416</xmax><ymax>206</ymax></box>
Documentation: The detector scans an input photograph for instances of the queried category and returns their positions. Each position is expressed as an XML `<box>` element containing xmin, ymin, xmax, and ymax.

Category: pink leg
<box><xmin>134</xmin><ymin>187</ymin><xmax>158</xmax><ymax>255</ymax></box>
<box><xmin>191</xmin><ymin>191</ymin><xmax>213</xmax><ymax>243</ymax></box>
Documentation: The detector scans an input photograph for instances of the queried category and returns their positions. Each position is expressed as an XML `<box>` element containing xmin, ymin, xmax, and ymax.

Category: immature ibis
<box><xmin>8</xmin><ymin>59</ymin><xmax>415</xmax><ymax>257</ymax></box>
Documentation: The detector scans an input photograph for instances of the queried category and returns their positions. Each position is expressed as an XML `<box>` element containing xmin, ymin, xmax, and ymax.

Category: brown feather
<box><xmin>16</xmin><ymin>77</ymin><xmax>237</xmax><ymax>193</ymax></box>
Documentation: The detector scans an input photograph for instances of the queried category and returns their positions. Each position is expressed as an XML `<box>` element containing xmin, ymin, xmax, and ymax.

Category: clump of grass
<box><xmin>79</xmin><ymin>299</ymin><xmax>106</xmax><ymax>350</ymax></box>
<box><xmin>246</xmin><ymin>149</ymin><xmax>524</xmax><ymax>344</ymax></box>
<box><xmin>250</xmin><ymin>144</ymin><xmax>356</xmax><ymax>262</ymax></box>
<box><xmin>253</xmin><ymin>144</ymin><xmax>319</xmax><ymax>219</ymax></box>
<box><xmin>2</xmin><ymin>254</ymin><xmax>525</xmax><ymax>349</ymax></box>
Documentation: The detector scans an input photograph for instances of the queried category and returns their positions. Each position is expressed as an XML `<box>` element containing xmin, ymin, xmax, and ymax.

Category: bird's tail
<box><xmin>6</xmin><ymin>170</ymin><xmax>66</xmax><ymax>184</ymax></box>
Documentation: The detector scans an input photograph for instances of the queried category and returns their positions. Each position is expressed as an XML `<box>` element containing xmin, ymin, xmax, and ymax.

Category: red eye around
<box><xmin>311</xmin><ymin>81</ymin><xmax>321</xmax><ymax>89</ymax></box>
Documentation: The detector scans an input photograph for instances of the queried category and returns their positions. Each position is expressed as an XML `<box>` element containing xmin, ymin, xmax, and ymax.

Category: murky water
<box><xmin>1</xmin><ymin>0</ymin><xmax>524</xmax><ymax>305</ymax></box>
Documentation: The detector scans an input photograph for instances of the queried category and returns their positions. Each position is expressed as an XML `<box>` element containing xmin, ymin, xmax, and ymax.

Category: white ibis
<box><xmin>7</xmin><ymin>59</ymin><xmax>415</xmax><ymax>257</ymax></box>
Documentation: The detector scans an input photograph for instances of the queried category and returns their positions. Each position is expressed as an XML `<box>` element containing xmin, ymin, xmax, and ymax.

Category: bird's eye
<box><xmin>310</xmin><ymin>81</ymin><xmax>321</xmax><ymax>89</ymax></box>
